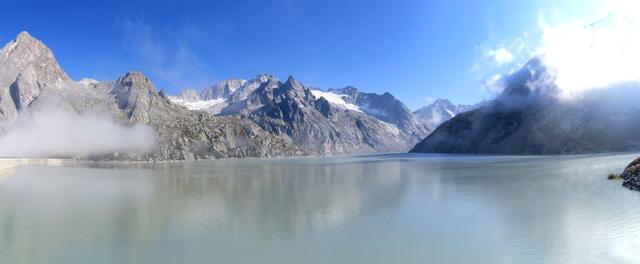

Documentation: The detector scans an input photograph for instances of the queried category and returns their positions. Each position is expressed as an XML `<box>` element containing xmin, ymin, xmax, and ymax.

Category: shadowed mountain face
<box><xmin>411</xmin><ymin>57</ymin><xmax>640</xmax><ymax>154</ymax></box>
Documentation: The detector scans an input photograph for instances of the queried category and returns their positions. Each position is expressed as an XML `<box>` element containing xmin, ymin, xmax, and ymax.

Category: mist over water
<box><xmin>0</xmin><ymin>107</ymin><xmax>156</xmax><ymax>158</ymax></box>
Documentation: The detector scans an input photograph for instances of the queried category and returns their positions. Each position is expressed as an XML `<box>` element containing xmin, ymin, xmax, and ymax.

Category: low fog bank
<box><xmin>0</xmin><ymin>107</ymin><xmax>157</xmax><ymax>158</ymax></box>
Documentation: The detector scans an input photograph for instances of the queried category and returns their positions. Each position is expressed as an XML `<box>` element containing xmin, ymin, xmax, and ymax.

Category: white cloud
<box><xmin>118</xmin><ymin>17</ymin><xmax>214</xmax><ymax>91</ymax></box>
<box><xmin>0</xmin><ymin>108</ymin><xmax>156</xmax><ymax>158</ymax></box>
<box><xmin>486</xmin><ymin>48</ymin><xmax>514</xmax><ymax>66</ymax></box>
<box><xmin>476</xmin><ymin>0</ymin><xmax>640</xmax><ymax>99</ymax></box>
<box><xmin>535</xmin><ymin>1</ymin><xmax>640</xmax><ymax>95</ymax></box>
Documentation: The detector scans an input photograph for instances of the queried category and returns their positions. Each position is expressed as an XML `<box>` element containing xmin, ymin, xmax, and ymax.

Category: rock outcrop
<box><xmin>621</xmin><ymin>157</ymin><xmax>640</xmax><ymax>191</ymax></box>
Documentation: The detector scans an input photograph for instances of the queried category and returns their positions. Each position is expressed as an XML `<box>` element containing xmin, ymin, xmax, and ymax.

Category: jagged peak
<box><xmin>114</xmin><ymin>71</ymin><xmax>161</xmax><ymax>95</ymax></box>
<box><xmin>282</xmin><ymin>75</ymin><xmax>308</xmax><ymax>92</ymax></box>
<box><xmin>16</xmin><ymin>31</ymin><xmax>35</xmax><ymax>42</ymax></box>
<box><xmin>284</xmin><ymin>75</ymin><xmax>299</xmax><ymax>85</ymax></box>
<box><xmin>116</xmin><ymin>71</ymin><xmax>153</xmax><ymax>86</ymax></box>
<box><xmin>120</xmin><ymin>71</ymin><xmax>146</xmax><ymax>79</ymax></box>
<box><xmin>0</xmin><ymin>31</ymin><xmax>71</xmax><ymax>83</ymax></box>
<box><xmin>3</xmin><ymin>31</ymin><xmax>52</xmax><ymax>55</ymax></box>
<box><xmin>254</xmin><ymin>73</ymin><xmax>278</xmax><ymax>82</ymax></box>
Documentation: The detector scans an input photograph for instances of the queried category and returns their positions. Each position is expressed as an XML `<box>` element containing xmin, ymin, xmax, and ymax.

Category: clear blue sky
<box><xmin>0</xmin><ymin>0</ymin><xmax>604</xmax><ymax>109</ymax></box>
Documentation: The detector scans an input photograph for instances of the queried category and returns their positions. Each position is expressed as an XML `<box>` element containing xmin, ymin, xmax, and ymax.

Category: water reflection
<box><xmin>0</xmin><ymin>154</ymin><xmax>639</xmax><ymax>263</ymax></box>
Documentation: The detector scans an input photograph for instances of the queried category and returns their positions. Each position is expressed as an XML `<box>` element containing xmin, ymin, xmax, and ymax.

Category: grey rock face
<box><xmin>411</xmin><ymin>57</ymin><xmax>640</xmax><ymax>154</ymax></box>
<box><xmin>0</xmin><ymin>31</ymin><xmax>72</xmax><ymax>132</ymax></box>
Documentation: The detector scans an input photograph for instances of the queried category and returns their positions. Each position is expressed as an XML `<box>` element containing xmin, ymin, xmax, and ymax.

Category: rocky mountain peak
<box><xmin>16</xmin><ymin>31</ymin><xmax>34</xmax><ymax>41</ymax></box>
<box><xmin>114</xmin><ymin>71</ymin><xmax>162</xmax><ymax>95</ymax></box>
<box><xmin>111</xmin><ymin>71</ymin><xmax>168</xmax><ymax>121</ymax></box>
<box><xmin>0</xmin><ymin>31</ymin><xmax>73</xmax><ymax>129</ymax></box>
<box><xmin>256</xmin><ymin>73</ymin><xmax>277</xmax><ymax>83</ymax></box>
<box><xmin>0</xmin><ymin>31</ymin><xmax>71</xmax><ymax>85</ymax></box>
<box><xmin>276</xmin><ymin>76</ymin><xmax>313</xmax><ymax>102</ymax></box>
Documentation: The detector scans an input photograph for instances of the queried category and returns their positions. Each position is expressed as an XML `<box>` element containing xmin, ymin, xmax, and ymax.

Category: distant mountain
<box><xmin>411</xmin><ymin>57</ymin><xmax>640</xmax><ymax>154</ymax></box>
<box><xmin>413</xmin><ymin>99</ymin><xmax>474</xmax><ymax>128</ymax></box>
<box><xmin>0</xmin><ymin>32</ymin><xmax>305</xmax><ymax>160</ymax></box>
<box><xmin>201</xmin><ymin>79</ymin><xmax>246</xmax><ymax>100</ymax></box>
<box><xmin>170</xmin><ymin>78</ymin><xmax>431</xmax><ymax>155</ymax></box>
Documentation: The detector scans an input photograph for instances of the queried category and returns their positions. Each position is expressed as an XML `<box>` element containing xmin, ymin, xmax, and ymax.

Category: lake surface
<box><xmin>1</xmin><ymin>153</ymin><xmax>640</xmax><ymax>263</ymax></box>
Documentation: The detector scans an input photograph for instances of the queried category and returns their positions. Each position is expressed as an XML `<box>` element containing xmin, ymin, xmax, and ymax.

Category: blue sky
<box><xmin>0</xmin><ymin>0</ymin><xmax>607</xmax><ymax>109</ymax></box>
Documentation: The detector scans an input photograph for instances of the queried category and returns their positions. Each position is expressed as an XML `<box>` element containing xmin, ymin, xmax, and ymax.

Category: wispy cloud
<box><xmin>486</xmin><ymin>48</ymin><xmax>514</xmax><ymax>66</ymax></box>
<box><xmin>535</xmin><ymin>2</ymin><xmax>640</xmax><ymax>95</ymax></box>
<box><xmin>117</xmin><ymin>17</ymin><xmax>214</xmax><ymax>92</ymax></box>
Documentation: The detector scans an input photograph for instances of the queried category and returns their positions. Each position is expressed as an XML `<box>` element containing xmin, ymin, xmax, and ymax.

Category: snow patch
<box><xmin>168</xmin><ymin>97</ymin><xmax>226</xmax><ymax>111</ymax></box>
<box><xmin>310</xmin><ymin>90</ymin><xmax>362</xmax><ymax>112</ymax></box>
<box><xmin>78</xmin><ymin>78</ymin><xmax>99</xmax><ymax>86</ymax></box>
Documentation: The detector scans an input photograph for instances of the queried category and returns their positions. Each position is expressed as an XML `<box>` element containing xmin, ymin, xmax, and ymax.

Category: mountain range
<box><xmin>0</xmin><ymin>32</ymin><xmax>468</xmax><ymax>160</ymax></box>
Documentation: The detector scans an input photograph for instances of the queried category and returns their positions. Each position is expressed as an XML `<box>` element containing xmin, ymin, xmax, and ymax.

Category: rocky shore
<box><xmin>621</xmin><ymin>157</ymin><xmax>640</xmax><ymax>191</ymax></box>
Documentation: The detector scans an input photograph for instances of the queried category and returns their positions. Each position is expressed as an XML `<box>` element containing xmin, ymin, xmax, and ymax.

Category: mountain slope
<box><xmin>328</xmin><ymin>86</ymin><xmax>430</xmax><ymax>137</ymax></box>
<box><xmin>411</xmin><ymin>57</ymin><xmax>640</xmax><ymax>154</ymax></box>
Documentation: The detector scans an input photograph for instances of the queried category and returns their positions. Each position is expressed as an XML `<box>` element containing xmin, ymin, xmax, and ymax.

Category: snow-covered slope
<box><xmin>310</xmin><ymin>89</ymin><xmax>362</xmax><ymax>112</ymax></box>
<box><xmin>168</xmin><ymin>97</ymin><xmax>226</xmax><ymax>111</ymax></box>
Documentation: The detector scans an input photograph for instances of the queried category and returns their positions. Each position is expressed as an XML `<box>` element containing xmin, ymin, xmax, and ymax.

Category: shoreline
<box><xmin>0</xmin><ymin>158</ymin><xmax>72</xmax><ymax>170</ymax></box>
